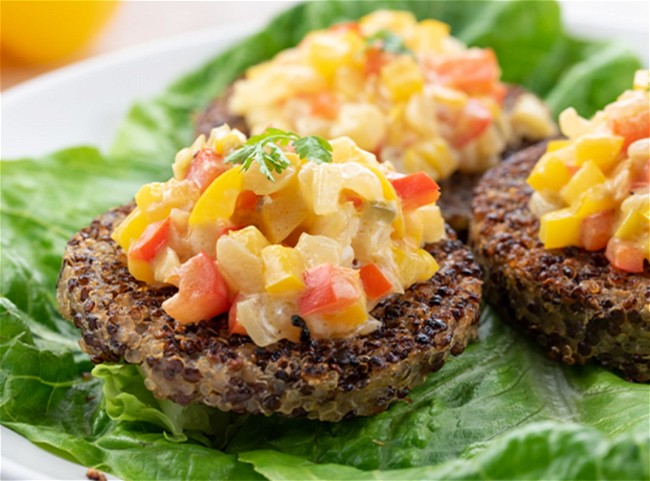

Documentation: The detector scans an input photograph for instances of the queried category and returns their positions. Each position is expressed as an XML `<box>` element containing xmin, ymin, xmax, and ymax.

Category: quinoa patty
<box><xmin>57</xmin><ymin>205</ymin><xmax>482</xmax><ymax>421</ymax></box>
<box><xmin>470</xmin><ymin>142</ymin><xmax>650</xmax><ymax>383</ymax></box>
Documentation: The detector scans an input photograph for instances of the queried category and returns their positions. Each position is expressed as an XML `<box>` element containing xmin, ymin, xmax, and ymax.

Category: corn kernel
<box><xmin>561</xmin><ymin>161</ymin><xmax>607</xmax><ymax>205</ymax></box>
<box><xmin>539</xmin><ymin>208</ymin><xmax>581</xmax><ymax>249</ymax></box>
<box><xmin>262</xmin><ymin>245</ymin><xmax>305</xmax><ymax>295</ymax></box>
<box><xmin>574</xmin><ymin>134</ymin><xmax>624</xmax><ymax>172</ymax></box>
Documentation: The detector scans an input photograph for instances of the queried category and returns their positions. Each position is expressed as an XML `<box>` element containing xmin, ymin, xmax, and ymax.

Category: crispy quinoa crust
<box><xmin>57</xmin><ymin>205</ymin><xmax>482</xmax><ymax>421</ymax></box>
<box><xmin>470</xmin><ymin>142</ymin><xmax>650</xmax><ymax>382</ymax></box>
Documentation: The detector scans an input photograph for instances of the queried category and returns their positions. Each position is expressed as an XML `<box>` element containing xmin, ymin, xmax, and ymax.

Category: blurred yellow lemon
<box><xmin>1</xmin><ymin>0</ymin><xmax>119</xmax><ymax>64</ymax></box>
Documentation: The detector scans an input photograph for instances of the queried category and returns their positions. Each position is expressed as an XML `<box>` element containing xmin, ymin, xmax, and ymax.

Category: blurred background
<box><xmin>1</xmin><ymin>1</ymin><xmax>295</xmax><ymax>90</ymax></box>
<box><xmin>1</xmin><ymin>0</ymin><xmax>648</xmax><ymax>92</ymax></box>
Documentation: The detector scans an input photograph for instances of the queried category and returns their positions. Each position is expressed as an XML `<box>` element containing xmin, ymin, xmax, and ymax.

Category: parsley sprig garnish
<box><xmin>225</xmin><ymin>128</ymin><xmax>333</xmax><ymax>181</ymax></box>
<box><xmin>366</xmin><ymin>29</ymin><xmax>413</xmax><ymax>56</ymax></box>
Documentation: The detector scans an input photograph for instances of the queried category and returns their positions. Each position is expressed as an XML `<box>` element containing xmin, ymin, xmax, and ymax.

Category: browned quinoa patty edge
<box><xmin>470</xmin><ymin>141</ymin><xmax>650</xmax><ymax>383</ymax></box>
<box><xmin>57</xmin><ymin>205</ymin><xmax>482</xmax><ymax>422</ymax></box>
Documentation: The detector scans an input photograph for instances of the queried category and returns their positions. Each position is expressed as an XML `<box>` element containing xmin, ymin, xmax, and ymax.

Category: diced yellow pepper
<box><xmin>127</xmin><ymin>257</ymin><xmax>155</xmax><ymax>284</ymax></box>
<box><xmin>392</xmin><ymin>246</ymin><xmax>439</xmax><ymax>288</ymax></box>
<box><xmin>135</xmin><ymin>179</ymin><xmax>199</xmax><ymax>220</ymax></box>
<box><xmin>546</xmin><ymin>140</ymin><xmax>571</xmax><ymax>152</ymax></box>
<box><xmin>574</xmin><ymin>134</ymin><xmax>624</xmax><ymax>172</ymax></box>
<box><xmin>560</xmin><ymin>161</ymin><xmax>606</xmax><ymax>205</ymax></box>
<box><xmin>259</xmin><ymin>178</ymin><xmax>308</xmax><ymax>243</ymax></box>
<box><xmin>366</xmin><ymin>165</ymin><xmax>398</xmax><ymax>201</ymax></box>
<box><xmin>527</xmin><ymin>153</ymin><xmax>572</xmax><ymax>193</ymax></box>
<box><xmin>407</xmin><ymin>19</ymin><xmax>450</xmax><ymax>53</ymax></box>
<box><xmin>539</xmin><ymin>208</ymin><xmax>581</xmax><ymax>249</ymax></box>
<box><xmin>380</xmin><ymin>56</ymin><xmax>424</xmax><ymax>102</ymax></box>
<box><xmin>573</xmin><ymin>185</ymin><xmax>616</xmax><ymax>218</ymax></box>
<box><xmin>403</xmin><ymin>138</ymin><xmax>457</xmax><ymax>180</ymax></box>
<box><xmin>111</xmin><ymin>207</ymin><xmax>149</xmax><ymax>251</ymax></box>
<box><xmin>305</xmin><ymin>30</ymin><xmax>363</xmax><ymax>79</ymax></box>
<box><xmin>614</xmin><ymin>210</ymin><xmax>648</xmax><ymax>240</ymax></box>
<box><xmin>228</xmin><ymin>226</ymin><xmax>269</xmax><ymax>255</ymax></box>
<box><xmin>322</xmin><ymin>301</ymin><xmax>368</xmax><ymax>333</ymax></box>
<box><xmin>262</xmin><ymin>245</ymin><xmax>305</xmax><ymax>295</ymax></box>
<box><xmin>189</xmin><ymin>168</ymin><xmax>243</xmax><ymax>226</ymax></box>
<box><xmin>359</xmin><ymin>10</ymin><xmax>417</xmax><ymax>38</ymax></box>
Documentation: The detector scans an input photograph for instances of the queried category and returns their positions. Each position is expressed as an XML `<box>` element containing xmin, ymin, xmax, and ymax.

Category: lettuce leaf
<box><xmin>1</xmin><ymin>1</ymin><xmax>648</xmax><ymax>480</ymax></box>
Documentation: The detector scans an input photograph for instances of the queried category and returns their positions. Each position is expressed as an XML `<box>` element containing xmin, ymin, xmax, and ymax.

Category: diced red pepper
<box><xmin>365</xmin><ymin>45</ymin><xmax>385</xmax><ymax>76</ymax></box>
<box><xmin>228</xmin><ymin>297</ymin><xmax>248</xmax><ymax>335</ymax></box>
<box><xmin>236</xmin><ymin>190</ymin><xmax>259</xmax><ymax>212</ymax></box>
<box><xmin>309</xmin><ymin>91</ymin><xmax>339</xmax><ymax>119</ymax></box>
<box><xmin>359</xmin><ymin>263</ymin><xmax>393</xmax><ymax>300</ymax></box>
<box><xmin>449</xmin><ymin>99</ymin><xmax>493</xmax><ymax>148</ymax></box>
<box><xmin>610</xmin><ymin>110</ymin><xmax>650</xmax><ymax>151</ymax></box>
<box><xmin>298</xmin><ymin>264</ymin><xmax>361</xmax><ymax>317</ymax></box>
<box><xmin>162</xmin><ymin>252</ymin><xmax>231</xmax><ymax>324</ymax></box>
<box><xmin>426</xmin><ymin>48</ymin><xmax>501</xmax><ymax>96</ymax></box>
<box><xmin>128</xmin><ymin>217</ymin><xmax>170</xmax><ymax>261</ymax></box>
<box><xmin>580</xmin><ymin>210</ymin><xmax>614</xmax><ymax>251</ymax></box>
<box><xmin>186</xmin><ymin>149</ymin><xmax>229</xmax><ymax>192</ymax></box>
<box><xmin>389</xmin><ymin>171</ymin><xmax>440</xmax><ymax>210</ymax></box>
<box><xmin>605</xmin><ymin>238</ymin><xmax>645</xmax><ymax>273</ymax></box>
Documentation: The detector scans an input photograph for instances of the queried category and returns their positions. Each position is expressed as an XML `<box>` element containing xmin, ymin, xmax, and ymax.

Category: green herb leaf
<box><xmin>224</xmin><ymin>128</ymin><xmax>332</xmax><ymax>181</ymax></box>
<box><xmin>366</xmin><ymin>29</ymin><xmax>413</xmax><ymax>56</ymax></box>
<box><xmin>294</xmin><ymin>135</ymin><xmax>333</xmax><ymax>164</ymax></box>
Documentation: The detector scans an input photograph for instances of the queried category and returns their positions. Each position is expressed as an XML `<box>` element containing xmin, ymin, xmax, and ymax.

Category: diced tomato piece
<box><xmin>298</xmin><ymin>264</ymin><xmax>361</xmax><ymax>317</ymax></box>
<box><xmin>605</xmin><ymin>238</ymin><xmax>645</xmax><ymax>273</ymax></box>
<box><xmin>365</xmin><ymin>45</ymin><xmax>385</xmax><ymax>76</ymax></box>
<box><xmin>128</xmin><ymin>217</ymin><xmax>170</xmax><ymax>261</ymax></box>
<box><xmin>186</xmin><ymin>149</ymin><xmax>229</xmax><ymax>192</ymax></box>
<box><xmin>309</xmin><ymin>91</ymin><xmax>339</xmax><ymax>119</ymax></box>
<box><xmin>359</xmin><ymin>263</ymin><xmax>393</xmax><ymax>300</ymax></box>
<box><xmin>580</xmin><ymin>210</ymin><xmax>614</xmax><ymax>251</ymax></box>
<box><xmin>236</xmin><ymin>190</ymin><xmax>259</xmax><ymax>212</ymax></box>
<box><xmin>610</xmin><ymin>110</ymin><xmax>650</xmax><ymax>151</ymax></box>
<box><xmin>449</xmin><ymin>99</ymin><xmax>493</xmax><ymax>148</ymax></box>
<box><xmin>162</xmin><ymin>252</ymin><xmax>231</xmax><ymax>324</ymax></box>
<box><xmin>389</xmin><ymin>171</ymin><xmax>440</xmax><ymax>210</ymax></box>
<box><xmin>426</xmin><ymin>48</ymin><xmax>501</xmax><ymax>96</ymax></box>
<box><xmin>227</xmin><ymin>297</ymin><xmax>248</xmax><ymax>335</ymax></box>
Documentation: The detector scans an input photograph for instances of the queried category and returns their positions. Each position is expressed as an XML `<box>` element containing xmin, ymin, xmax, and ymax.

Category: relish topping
<box><xmin>112</xmin><ymin>125</ymin><xmax>445</xmax><ymax>346</ymax></box>
<box><xmin>527</xmin><ymin>70</ymin><xmax>650</xmax><ymax>273</ymax></box>
<box><xmin>229</xmin><ymin>10</ymin><xmax>556</xmax><ymax>181</ymax></box>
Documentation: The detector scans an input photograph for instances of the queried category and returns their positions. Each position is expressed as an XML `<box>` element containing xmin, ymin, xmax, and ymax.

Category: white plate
<box><xmin>1</xmin><ymin>2</ymin><xmax>648</xmax><ymax>480</ymax></box>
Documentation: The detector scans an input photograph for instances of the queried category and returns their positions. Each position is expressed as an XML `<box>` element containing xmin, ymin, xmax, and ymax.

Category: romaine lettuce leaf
<box><xmin>1</xmin><ymin>1</ymin><xmax>648</xmax><ymax>480</ymax></box>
